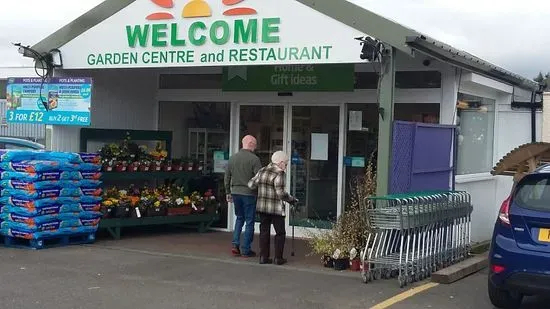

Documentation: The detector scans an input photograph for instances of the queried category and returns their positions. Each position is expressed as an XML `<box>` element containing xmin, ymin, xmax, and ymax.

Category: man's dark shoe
<box><xmin>259</xmin><ymin>257</ymin><xmax>273</xmax><ymax>264</ymax></box>
<box><xmin>274</xmin><ymin>258</ymin><xmax>288</xmax><ymax>265</ymax></box>
<box><xmin>231</xmin><ymin>246</ymin><xmax>241</xmax><ymax>256</ymax></box>
<box><xmin>241</xmin><ymin>250</ymin><xmax>257</xmax><ymax>258</ymax></box>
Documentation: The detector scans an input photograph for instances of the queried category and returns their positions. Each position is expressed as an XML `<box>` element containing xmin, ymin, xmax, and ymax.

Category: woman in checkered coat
<box><xmin>248</xmin><ymin>151</ymin><xmax>297</xmax><ymax>265</ymax></box>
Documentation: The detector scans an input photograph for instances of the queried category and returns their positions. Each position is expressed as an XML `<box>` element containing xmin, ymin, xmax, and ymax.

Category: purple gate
<box><xmin>390</xmin><ymin>121</ymin><xmax>457</xmax><ymax>194</ymax></box>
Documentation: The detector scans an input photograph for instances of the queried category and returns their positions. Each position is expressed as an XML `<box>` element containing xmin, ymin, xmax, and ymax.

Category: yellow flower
<box><xmin>154</xmin><ymin>201</ymin><xmax>161</xmax><ymax>207</ymax></box>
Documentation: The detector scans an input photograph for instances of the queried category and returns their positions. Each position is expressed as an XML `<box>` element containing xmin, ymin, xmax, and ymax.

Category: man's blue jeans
<box><xmin>232</xmin><ymin>194</ymin><xmax>256</xmax><ymax>255</ymax></box>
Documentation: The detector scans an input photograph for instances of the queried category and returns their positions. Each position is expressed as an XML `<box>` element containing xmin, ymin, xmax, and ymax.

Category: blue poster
<box><xmin>5</xmin><ymin>77</ymin><xmax>92</xmax><ymax>126</ymax></box>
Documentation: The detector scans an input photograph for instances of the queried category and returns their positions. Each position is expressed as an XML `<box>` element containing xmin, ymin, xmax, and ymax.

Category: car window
<box><xmin>514</xmin><ymin>175</ymin><xmax>550</xmax><ymax>211</ymax></box>
<box><xmin>4</xmin><ymin>143</ymin><xmax>34</xmax><ymax>150</ymax></box>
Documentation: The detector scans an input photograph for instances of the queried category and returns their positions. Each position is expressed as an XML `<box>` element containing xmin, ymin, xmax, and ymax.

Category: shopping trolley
<box><xmin>360</xmin><ymin>191</ymin><xmax>473</xmax><ymax>287</ymax></box>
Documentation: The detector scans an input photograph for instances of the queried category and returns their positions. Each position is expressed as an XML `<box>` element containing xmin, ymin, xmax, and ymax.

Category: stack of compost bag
<box><xmin>0</xmin><ymin>150</ymin><xmax>103</xmax><ymax>241</ymax></box>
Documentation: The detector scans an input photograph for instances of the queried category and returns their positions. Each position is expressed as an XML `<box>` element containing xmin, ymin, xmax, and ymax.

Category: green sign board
<box><xmin>222</xmin><ymin>64</ymin><xmax>354</xmax><ymax>92</ymax></box>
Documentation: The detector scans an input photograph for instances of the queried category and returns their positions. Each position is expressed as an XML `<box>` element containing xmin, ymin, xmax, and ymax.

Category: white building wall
<box><xmin>454</xmin><ymin>76</ymin><xmax>541</xmax><ymax>243</ymax></box>
<box><xmin>543</xmin><ymin>92</ymin><xmax>550</xmax><ymax>142</ymax></box>
<box><xmin>51</xmin><ymin>69</ymin><xmax>158</xmax><ymax>152</ymax></box>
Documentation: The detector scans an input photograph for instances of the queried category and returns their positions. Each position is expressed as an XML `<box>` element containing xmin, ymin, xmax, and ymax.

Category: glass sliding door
<box><xmin>289</xmin><ymin>105</ymin><xmax>340</xmax><ymax>228</ymax></box>
<box><xmin>239</xmin><ymin>105</ymin><xmax>286</xmax><ymax>166</ymax></box>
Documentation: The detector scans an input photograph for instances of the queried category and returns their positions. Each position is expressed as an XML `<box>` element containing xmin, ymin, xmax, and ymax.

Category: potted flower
<box><xmin>138</xmin><ymin>157</ymin><xmax>151</xmax><ymax>172</ymax></box>
<box><xmin>349</xmin><ymin>248</ymin><xmax>361</xmax><ymax>272</ymax></box>
<box><xmin>307</xmin><ymin>230</ymin><xmax>336</xmax><ymax>268</ymax></box>
<box><xmin>101</xmin><ymin>198</ymin><xmax>116</xmax><ymax>218</ymax></box>
<box><xmin>162</xmin><ymin>159</ymin><xmax>173</xmax><ymax>172</ymax></box>
<box><xmin>183</xmin><ymin>157</ymin><xmax>195</xmax><ymax>171</ymax></box>
<box><xmin>99</xmin><ymin>143</ymin><xmax>121</xmax><ymax>172</ymax></box>
<box><xmin>127</xmin><ymin>161</ymin><xmax>140</xmax><ymax>172</ymax></box>
<box><xmin>190</xmin><ymin>191</ymin><xmax>204</xmax><ymax>213</ymax></box>
<box><xmin>203</xmin><ymin>189</ymin><xmax>218</xmax><ymax>215</ymax></box>
<box><xmin>128</xmin><ymin>185</ymin><xmax>146</xmax><ymax>218</ymax></box>
<box><xmin>332</xmin><ymin>248</ymin><xmax>350</xmax><ymax>271</ymax></box>
<box><xmin>172</xmin><ymin>158</ymin><xmax>184</xmax><ymax>171</ymax></box>
<box><xmin>167</xmin><ymin>186</ymin><xmax>193</xmax><ymax>216</ymax></box>
<box><xmin>114</xmin><ymin>190</ymin><xmax>131</xmax><ymax>218</ymax></box>
<box><xmin>149</xmin><ymin>142</ymin><xmax>168</xmax><ymax>172</ymax></box>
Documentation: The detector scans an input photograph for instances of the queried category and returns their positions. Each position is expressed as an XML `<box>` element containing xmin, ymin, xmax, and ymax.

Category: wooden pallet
<box><xmin>3</xmin><ymin>233</ymin><xmax>96</xmax><ymax>250</ymax></box>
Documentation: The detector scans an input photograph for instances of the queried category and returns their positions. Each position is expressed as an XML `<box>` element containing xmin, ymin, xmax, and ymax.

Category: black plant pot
<box><xmin>114</xmin><ymin>205</ymin><xmax>131</xmax><ymax>218</ymax></box>
<box><xmin>322</xmin><ymin>256</ymin><xmax>334</xmax><ymax>268</ymax></box>
<box><xmin>333</xmin><ymin>258</ymin><xmax>350</xmax><ymax>271</ymax></box>
<box><xmin>131</xmin><ymin>206</ymin><xmax>147</xmax><ymax>218</ymax></box>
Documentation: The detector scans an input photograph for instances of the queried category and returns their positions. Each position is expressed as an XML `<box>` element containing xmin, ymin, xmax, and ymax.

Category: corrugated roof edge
<box><xmin>26</xmin><ymin>0</ymin><xmax>540</xmax><ymax>91</ymax></box>
<box><xmin>31</xmin><ymin>0</ymin><xmax>136</xmax><ymax>54</ymax></box>
<box><xmin>406</xmin><ymin>36</ymin><xmax>539</xmax><ymax>90</ymax></box>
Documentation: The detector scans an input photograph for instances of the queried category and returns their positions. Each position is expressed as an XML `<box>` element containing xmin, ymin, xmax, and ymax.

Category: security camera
<box><xmin>423</xmin><ymin>59</ymin><xmax>431</xmax><ymax>67</ymax></box>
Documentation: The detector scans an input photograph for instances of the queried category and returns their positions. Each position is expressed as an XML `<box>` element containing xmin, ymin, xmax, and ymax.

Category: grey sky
<box><xmin>1</xmin><ymin>0</ymin><xmax>549</xmax><ymax>79</ymax></box>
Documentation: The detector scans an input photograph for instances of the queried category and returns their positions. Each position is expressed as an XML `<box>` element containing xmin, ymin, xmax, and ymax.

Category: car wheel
<box><xmin>488</xmin><ymin>279</ymin><xmax>523</xmax><ymax>309</ymax></box>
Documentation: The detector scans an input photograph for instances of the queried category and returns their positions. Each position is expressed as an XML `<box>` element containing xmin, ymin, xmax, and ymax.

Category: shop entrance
<box><xmin>236</xmin><ymin>103</ymin><xmax>343</xmax><ymax>235</ymax></box>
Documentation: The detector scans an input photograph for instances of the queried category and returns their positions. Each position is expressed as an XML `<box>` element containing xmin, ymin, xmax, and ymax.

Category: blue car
<box><xmin>489</xmin><ymin>165</ymin><xmax>550</xmax><ymax>308</ymax></box>
<box><xmin>0</xmin><ymin>137</ymin><xmax>44</xmax><ymax>150</ymax></box>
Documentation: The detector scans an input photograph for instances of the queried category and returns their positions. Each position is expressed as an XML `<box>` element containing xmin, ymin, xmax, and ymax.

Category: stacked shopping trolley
<box><xmin>360</xmin><ymin>191</ymin><xmax>473</xmax><ymax>288</ymax></box>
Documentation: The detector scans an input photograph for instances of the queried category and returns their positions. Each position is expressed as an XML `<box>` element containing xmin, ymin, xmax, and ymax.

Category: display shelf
<box><xmin>99</xmin><ymin>213</ymin><xmax>219</xmax><ymax>239</ymax></box>
<box><xmin>101</xmin><ymin>171</ymin><xmax>198</xmax><ymax>181</ymax></box>
<box><xmin>79</xmin><ymin>128</ymin><xmax>220</xmax><ymax>238</ymax></box>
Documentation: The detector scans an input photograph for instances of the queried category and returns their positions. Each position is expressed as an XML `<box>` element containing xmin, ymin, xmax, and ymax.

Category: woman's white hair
<box><xmin>271</xmin><ymin>151</ymin><xmax>289</xmax><ymax>164</ymax></box>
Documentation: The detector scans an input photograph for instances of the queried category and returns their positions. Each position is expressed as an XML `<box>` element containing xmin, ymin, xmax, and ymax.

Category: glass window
<box><xmin>0</xmin><ymin>80</ymin><xmax>6</xmax><ymax>99</ymax></box>
<box><xmin>158</xmin><ymin>101</ymin><xmax>230</xmax><ymax>228</ymax></box>
<box><xmin>456</xmin><ymin>93</ymin><xmax>495</xmax><ymax>175</ymax></box>
<box><xmin>514</xmin><ymin>174</ymin><xmax>550</xmax><ymax>212</ymax></box>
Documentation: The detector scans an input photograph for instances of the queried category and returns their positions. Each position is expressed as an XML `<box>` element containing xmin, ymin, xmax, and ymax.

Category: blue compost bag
<box><xmin>0</xmin><ymin>171</ymin><xmax>102</xmax><ymax>181</ymax></box>
<box><xmin>2</xmin><ymin>204</ymin><xmax>101</xmax><ymax>216</ymax></box>
<box><xmin>1</xmin><ymin>227</ymin><xmax>64</xmax><ymax>239</ymax></box>
<box><xmin>77</xmin><ymin>163</ymin><xmax>101</xmax><ymax>172</ymax></box>
<box><xmin>1</xmin><ymin>187</ymin><xmax>83</xmax><ymax>199</ymax></box>
<box><xmin>0</xmin><ymin>150</ymin><xmax>101</xmax><ymax>164</ymax></box>
<box><xmin>1</xmin><ymin>196</ymin><xmax>102</xmax><ymax>209</ymax></box>
<box><xmin>0</xmin><ymin>179</ymin><xmax>101</xmax><ymax>190</ymax></box>
<box><xmin>81</xmin><ymin>187</ymin><xmax>102</xmax><ymax>197</ymax></box>
<box><xmin>0</xmin><ymin>160</ymin><xmax>80</xmax><ymax>173</ymax></box>
<box><xmin>0</xmin><ymin>212</ymin><xmax>78</xmax><ymax>224</ymax></box>
<box><xmin>1</xmin><ymin>217</ymin><xmax>100</xmax><ymax>232</ymax></box>
<box><xmin>0</xmin><ymin>179</ymin><xmax>81</xmax><ymax>190</ymax></box>
<box><xmin>32</xmin><ymin>152</ymin><xmax>101</xmax><ymax>164</ymax></box>
<box><xmin>78</xmin><ymin>180</ymin><xmax>102</xmax><ymax>188</ymax></box>
<box><xmin>0</xmin><ymin>150</ymin><xmax>37</xmax><ymax>162</ymax></box>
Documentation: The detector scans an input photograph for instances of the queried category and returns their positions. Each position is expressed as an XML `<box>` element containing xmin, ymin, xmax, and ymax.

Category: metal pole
<box><xmin>376</xmin><ymin>47</ymin><xmax>396</xmax><ymax>196</ymax></box>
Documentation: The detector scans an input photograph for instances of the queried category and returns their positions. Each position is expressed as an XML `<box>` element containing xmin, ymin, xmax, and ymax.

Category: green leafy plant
<box><xmin>306</xmin><ymin>152</ymin><xmax>377</xmax><ymax>262</ymax></box>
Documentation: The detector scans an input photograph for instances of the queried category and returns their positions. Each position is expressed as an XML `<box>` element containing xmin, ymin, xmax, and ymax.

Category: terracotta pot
<box><xmin>127</xmin><ymin>163</ymin><xmax>139</xmax><ymax>172</ymax></box>
<box><xmin>147</xmin><ymin>206</ymin><xmax>168</xmax><ymax>217</ymax></box>
<box><xmin>168</xmin><ymin>207</ymin><xmax>193</xmax><ymax>216</ymax></box>
<box><xmin>350</xmin><ymin>258</ymin><xmax>361</xmax><ymax>271</ymax></box>
<box><xmin>172</xmin><ymin>164</ymin><xmax>183</xmax><ymax>171</ymax></box>
<box><xmin>138</xmin><ymin>164</ymin><xmax>150</xmax><ymax>172</ymax></box>
<box><xmin>115</xmin><ymin>164</ymin><xmax>127</xmax><ymax>172</ymax></box>
<box><xmin>162</xmin><ymin>163</ymin><xmax>173</xmax><ymax>172</ymax></box>
<box><xmin>150</xmin><ymin>163</ymin><xmax>162</xmax><ymax>172</ymax></box>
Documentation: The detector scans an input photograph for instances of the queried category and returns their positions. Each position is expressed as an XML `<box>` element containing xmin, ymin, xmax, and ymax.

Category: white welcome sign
<box><xmin>59</xmin><ymin>0</ymin><xmax>367</xmax><ymax>69</ymax></box>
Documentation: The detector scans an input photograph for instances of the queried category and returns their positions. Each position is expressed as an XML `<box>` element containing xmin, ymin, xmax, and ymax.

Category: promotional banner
<box><xmin>222</xmin><ymin>64</ymin><xmax>354</xmax><ymax>92</ymax></box>
<box><xmin>6</xmin><ymin>77</ymin><xmax>92</xmax><ymax>126</ymax></box>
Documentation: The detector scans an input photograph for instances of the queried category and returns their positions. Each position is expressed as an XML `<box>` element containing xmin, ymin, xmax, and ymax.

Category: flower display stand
<box><xmin>80</xmin><ymin>128</ymin><xmax>220</xmax><ymax>240</ymax></box>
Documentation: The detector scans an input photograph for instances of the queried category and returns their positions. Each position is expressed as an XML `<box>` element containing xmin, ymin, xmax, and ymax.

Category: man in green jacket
<box><xmin>224</xmin><ymin>135</ymin><xmax>262</xmax><ymax>257</ymax></box>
